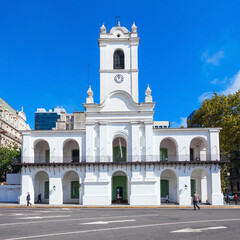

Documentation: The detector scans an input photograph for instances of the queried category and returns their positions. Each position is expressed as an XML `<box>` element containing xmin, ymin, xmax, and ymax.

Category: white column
<box><xmin>85</xmin><ymin>122</ymin><xmax>95</xmax><ymax>162</ymax></box>
<box><xmin>49</xmin><ymin>170</ymin><xmax>63</xmax><ymax>205</ymax></box>
<box><xmin>210</xmin><ymin>165</ymin><xmax>223</xmax><ymax>205</ymax></box>
<box><xmin>131</xmin><ymin>122</ymin><xmax>140</xmax><ymax>162</ymax></box>
<box><xmin>145</xmin><ymin>122</ymin><xmax>154</xmax><ymax>161</ymax></box>
<box><xmin>209</xmin><ymin>130</ymin><xmax>220</xmax><ymax>161</ymax></box>
<box><xmin>178</xmin><ymin>173</ymin><xmax>191</xmax><ymax>206</ymax></box>
<box><xmin>19</xmin><ymin>169</ymin><xmax>34</xmax><ymax>205</ymax></box>
<box><xmin>99</xmin><ymin>122</ymin><xmax>108</xmax><ymax>162</ymax></box>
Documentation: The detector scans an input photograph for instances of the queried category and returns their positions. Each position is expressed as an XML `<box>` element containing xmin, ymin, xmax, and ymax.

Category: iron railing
<box><xmin>13</xmin><ymin>154</ymin><xmax>228</xmax><ymax>164</ymax></box>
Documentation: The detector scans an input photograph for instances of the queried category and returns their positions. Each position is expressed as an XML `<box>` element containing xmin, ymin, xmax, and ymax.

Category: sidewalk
<box><xmin>0</xmin><ymin>203</ymin><xmax>240</xmax><ymax>209</ymax></box>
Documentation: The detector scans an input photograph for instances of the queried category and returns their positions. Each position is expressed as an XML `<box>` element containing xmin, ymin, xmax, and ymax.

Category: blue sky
<box><xmin>1</xmin><ymin>1</ymin><xmax>240</xmax><ymax>129</ymax></box>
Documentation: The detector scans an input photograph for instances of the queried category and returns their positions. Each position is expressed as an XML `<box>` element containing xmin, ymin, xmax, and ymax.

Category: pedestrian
<box><xmin>234</xmin><ymin>194</ymin><xmax>238</xmax><ymax>205</ymax></box>
<box><xmin>116</xmin><ymin>192</ymin><xmax>120</xmax><ymax>204</ymax></box>
<box><xmin>26</xmin><ymin>192</ymin><xmax>32</xmax><ymax>206</ymax></box>
<box><xmin>37</xmin><ymin>193</ymin><xmax>42</xmax><ymax>203</ymax></box>
<box><xmin>193</xmin><ymin>192</ymin><xmax>200</xmax><ymax>210</ymax></box>
<box><xmin>165</xmin><ymin>194</ymin><xmax>169</xmax><ymax>203</ymax></box>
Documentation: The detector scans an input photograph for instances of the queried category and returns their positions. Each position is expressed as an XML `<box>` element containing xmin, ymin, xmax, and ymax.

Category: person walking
<box><xmin>37</xmin><ymin>193</ymin><xmax>42</xmax><ymax>203</ymax></box>
<box><xmin>234</xmin><ymin>194</ymin><xmax>238</xmax><ymax>205</ymax></box>
<box><xmin>193</xmin><ymin>192</ymin><xmax>200</xmax><ymax>210</ymax></box>
<box><xmin>26</xmin><ymin>192</ymin><xmax>32</xmax><ymax>206</ymax></box>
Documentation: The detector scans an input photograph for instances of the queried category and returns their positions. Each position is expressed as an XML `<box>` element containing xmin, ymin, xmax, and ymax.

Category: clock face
<box><xmin>114</xmin><ymin>74</ymin><xmax>124</xmax><ymax>83</ymax></box>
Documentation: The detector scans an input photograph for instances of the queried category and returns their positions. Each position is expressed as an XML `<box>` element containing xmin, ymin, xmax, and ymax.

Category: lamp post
<box><xmin>226</xmin><ymin>172</ymin><xmax>230</xmax><ymax>204</ymax></box>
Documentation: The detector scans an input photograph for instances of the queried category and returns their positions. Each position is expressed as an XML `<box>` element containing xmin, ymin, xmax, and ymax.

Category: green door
<box><xmin>44</xmin><ymin>181</ymin><xmax>49</xmax><ymax>199</ymax></box>
<box><xmin>191</xmin><ymin>179</ymin><xmax>196</xmax><ymax>197</ymax></box>
<box><xmin>71</xmin><ymin>181</ymin><xmax>79</xmax><ymax>199</ymax></box>
<box><xmin>112</xmin><ymin>176</ymin><xmax>127</xmax><ymax>201</ymax></box>
<box><xmin>160</xmin><ymin>148</ymin><xmax>168</xmax><ymax>161</ymax></box>
<box><xmin>161</xmin><ymin>180</ymin><xmax>169</xmax><ymax>197</ymax></box>
<box><xmin>113</xmin><ymin>146</ymin><xmax>126</xmax><ymax>163</ymax></box>
<box><xmin>45</xmin><ymin>149</ymin><xmax>50</xmax><ymax>163</ymax></box>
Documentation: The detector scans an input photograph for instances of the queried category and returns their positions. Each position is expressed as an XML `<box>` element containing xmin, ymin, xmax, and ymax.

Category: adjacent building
<box><xmin>19</xmin><ymin>22</ymin><xmax>224</xmax><ymax>206</ymax></box>
<box><xmin>35</xmin><ymin>107</ymin><xmax>85</xmax><ymax>131</ymax></box>
<box><xmin>0</xmin><ymin>97</ymin><xmax>30</xmax><ymax>147</ymax></box>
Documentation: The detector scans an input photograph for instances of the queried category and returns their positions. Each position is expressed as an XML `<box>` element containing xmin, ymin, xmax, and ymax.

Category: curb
<box><xmin>0</xmin><ymin>204</ymin><xmax>240</xmax><ymax>209</ymax></box>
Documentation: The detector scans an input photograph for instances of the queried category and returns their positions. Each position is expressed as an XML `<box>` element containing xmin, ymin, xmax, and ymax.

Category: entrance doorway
<box><xmin>112</xmin><ymin>171</ymin><xmax>128</xmax><ymax>204</ymax></box>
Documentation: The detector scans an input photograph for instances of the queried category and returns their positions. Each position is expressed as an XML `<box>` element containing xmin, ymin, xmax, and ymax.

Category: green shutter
<box><xmin>113</xmin><ymin>146</ymin><xmax>126</xmax><ymax>162</ymax></box>
<box><xmin>45</xmin><ymin>149</ymin><xmax>50</xmax><ymax>163</ymax></box>
<box><xmin>161</xmin><ymin>180</ymin><xmax>169</xmax><ymax>197</ymax></box>
<box><xmin>112</xmin><ymin>176</ymin><xmax>127</xmax><ymax>201</ymax></box>
<box><xmin>71</xmin><ymin>181</ymin><xmax>79</xmax><ymax>199</ymax></box>
<box><xmin>191</xmin><ymin>179</ymin><xmax>196</xmax><ymax>197</ymax></box>
<box><xmin>160</xmin><ymin>148</ymin><xmax>168</xmax><ymax>161</ymax></box>
<box><xmin>190</xmin><ymin>148</ymin><xmax>194</xmax><ymax>161</ymax></box>
<box><xmin>44</xmin><ymin>181</ymin><xmax>49</xmax><ymax>199</ymax></box>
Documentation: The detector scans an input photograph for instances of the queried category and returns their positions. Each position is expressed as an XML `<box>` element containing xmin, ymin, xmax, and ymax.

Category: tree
<box><xmin>0</xmin><ymin>144</ymin><xmax>21</xmax><ymax>183</ymax></box>
<box><xmin>189</xmin><ymin>90</ymin><xmax>240</xmax><ymax>192</ymax></box>
<box><xmin>190</xmin><ymin>90</ymin><xmax>240</xmax><ymax>154</ymax></box>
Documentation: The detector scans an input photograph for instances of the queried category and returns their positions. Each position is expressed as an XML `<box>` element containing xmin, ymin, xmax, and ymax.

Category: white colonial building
<box><xmin>19</xmin><ymin>21</ymin><xmax>224</xmax><ymax>206</ymax></box>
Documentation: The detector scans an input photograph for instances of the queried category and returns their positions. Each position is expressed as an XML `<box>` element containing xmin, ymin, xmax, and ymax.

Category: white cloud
<box><xmin>198</xmin><ymin>70</ymin><xmax>240</xmax><ymax>102</ymax></box>
<box><xmin>210</xmin><ymin>77</ymin><xmax>227</xmax><ymax>85</ymax></box>
<box><xmin>201</xmin><ymin>50</ymin><xmax>224</xmax><ymax>66</ymax></box>
<box><xmin>221</xmin><ymin>70</ymin><xmax>240</xmax><ymax>95</ymax></box>
<box><xmin>171</xmin><ymin>117</ymin><xmax>187</xmax><ymax>128</ymax></box>
<box><xmin>198</xmin><ymin>91</ymin><xmax>213</xmax><ymax>102</ymax></box>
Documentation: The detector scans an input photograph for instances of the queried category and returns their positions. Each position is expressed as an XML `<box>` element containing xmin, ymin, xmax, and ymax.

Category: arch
<box><xmin>63</xmin><ymin>139</ymin><xmax>80</xmax><ymax>163</ymax></box>
<box><xmin>190</xmin><ymin>137</ymin><xmax>208</xmax><ymax>161</ymax></box>
<box><xmin>62</xmin><ymin>170</ymin><xmax>79</xmax><ymax>204</ymax></box>
<box><xmin>112</xmin><ymin>171</ymin><xmax>128</xmax><ymax>204</ymax></box>
<box><xmin>160</xmin><ymin>169</ymin><xmax>179</xmax><ymax>204</ymax></box>
<box><xmin>34</xmin><ymin>170</ymin><xmax>49</xmax><ymax>204</ymax></box>
<box><xmin>34</xmin><ymin>139</ymin><xmax>50</xmax><ymax>163</ymax></box>
<box><xmin>113</xmin><ymin>49</ymin><xmax>124</xmax><ymax>69</ymax></box>
<box><xmin>159</xmin><ymin>137</ymin><xmax>178</xmax><ymax>162</ymax></box>
<box><xmin>191</xmin><ymin>168</ymin><xmax>209</xmax><ymax>204</ymax></box>
<box><xmin>112</xmin><ymin>136</ymin><xmax>127</xmax><ymax>163</ymax></box>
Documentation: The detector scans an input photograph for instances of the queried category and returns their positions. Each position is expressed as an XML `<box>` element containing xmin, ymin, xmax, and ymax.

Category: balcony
<box><xmin>13</xmin><ymin>154</ymin><xmax>228</xmax><ymax>166</ymax></box>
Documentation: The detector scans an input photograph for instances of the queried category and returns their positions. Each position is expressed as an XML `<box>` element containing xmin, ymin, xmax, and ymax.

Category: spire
<box><xmin>86</xmin><ymin>85</ymin><xmax>94</xmax><ymax>103</ymax></box>
<box><xmin>21</xmin><ymin>106</ymin><xmax>23</xmax><ymax>112</ymax></box>
<box><xmin>116</xmin><ymin>16</ymin><xmax>120</xmax><ymax>27</ymax></box>
<box><xmin>145</xmin><ymin>84</ymin><xmax>152</xmax><ymax>103</ymax></box>
<box><xmin>131</xmin><ymin>22</ymin><xmax>137</xmax><ymax>33</ymax></box>
<box><xmin>100</xmin><ymin>23</ymin><xmax>106</xmax><ymax>33</ymax></box>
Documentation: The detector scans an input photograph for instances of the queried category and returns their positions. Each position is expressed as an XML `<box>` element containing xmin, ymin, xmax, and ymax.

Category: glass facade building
<box><xmin>35</xmin><ymin>112</ymin><xmax>60</xmax><ymax>130</ymax></box>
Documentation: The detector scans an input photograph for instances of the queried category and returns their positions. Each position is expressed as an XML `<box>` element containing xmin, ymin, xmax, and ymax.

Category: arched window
<box><xmin>114</xmin><ymin>50</ymin><xmax>124</xmax><ymax>69</ymax></box>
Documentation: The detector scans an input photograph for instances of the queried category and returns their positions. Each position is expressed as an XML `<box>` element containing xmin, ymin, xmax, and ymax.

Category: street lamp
<box><xmin>226</xmin><ymin>172</ymin><xmax>230</xmax><ymax>204</ymax></box>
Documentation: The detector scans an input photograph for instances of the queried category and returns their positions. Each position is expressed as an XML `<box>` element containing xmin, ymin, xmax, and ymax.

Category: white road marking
<box><xmin>18</xmin><ymin>215</ymin><xmax>71</xmax><ymax>220</ymax></box>
<box><xmin>3</xmin><ymin>218</ymin><xmax>240</xmax><ymax>240</ymax></box>
<box><xmin>81</xmin><ymin>219</ymin><xmax>135</xmax><ymax>225</ymax></box>
<box><xmin>32</xmin><ymin>211</ymin><xmax>54</xmax><ymax>213</ymax></box>
<box><xmin>171</xmin><ymin>226</ymin><xmax>227</xmax><ymax>233</ymax></box>
<box><xmin>0</xmin><ymin>214</ymin><xmax>157</xmax><ymax>227</ymax></box>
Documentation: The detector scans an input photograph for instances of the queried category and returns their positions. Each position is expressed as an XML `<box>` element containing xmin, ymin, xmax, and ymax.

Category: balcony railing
<box><xmin>12</xmin><ymin>154</ymin><xmax>228</xmax><ymax>164</ymax></box>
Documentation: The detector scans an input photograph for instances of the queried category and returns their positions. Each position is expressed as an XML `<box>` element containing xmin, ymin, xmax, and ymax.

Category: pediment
<box><xmin>100</xmin><ymin>91</ymin><xmax>139</xmax><ymax>112</ymax></box>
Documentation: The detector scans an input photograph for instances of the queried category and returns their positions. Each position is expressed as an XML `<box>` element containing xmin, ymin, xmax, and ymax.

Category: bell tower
<box><xmin>98</xmin><ymin>21</ymin><xmax>139</xmax><ymax>103</ymax></box>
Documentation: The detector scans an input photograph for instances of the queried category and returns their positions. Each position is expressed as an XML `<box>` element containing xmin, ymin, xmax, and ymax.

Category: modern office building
<box><xmin>19</xmin><ymin>21</ymin><xmax>224</xmax><ymax>206</ymax></box>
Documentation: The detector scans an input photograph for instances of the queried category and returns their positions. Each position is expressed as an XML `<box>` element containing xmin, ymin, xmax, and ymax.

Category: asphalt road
<box><xmin>0</xmin><ymin>207</ymin><xmax>240</xmax><ymax>240</ymax></box>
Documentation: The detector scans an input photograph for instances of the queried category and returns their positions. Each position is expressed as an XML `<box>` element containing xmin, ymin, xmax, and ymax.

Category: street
<box><xmin>0</xmin><ymin>207</ymin><xmax>240</xmax><ymax>240</ymax></box>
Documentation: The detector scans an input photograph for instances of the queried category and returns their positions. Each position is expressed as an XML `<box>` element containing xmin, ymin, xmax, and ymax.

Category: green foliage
<box><xmin>0</xmin><ymin>144</ymin><xmax>21</xmax><ymax>182</ymax></box>
<box><xmin>191</xmin><ymin>90</ymin><xmax>240</xmax><ymax>155</ymax></box>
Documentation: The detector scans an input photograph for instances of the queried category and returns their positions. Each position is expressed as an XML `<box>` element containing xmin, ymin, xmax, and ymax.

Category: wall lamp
<box><xmin>53</xmin><ymin>186</ymin><xmax>56</xmax><ymax>191</ymax></box>
<box><xmin>185</xmin><ymin>184</ymin><xmax>187</xmax><ymax>190</ymax></box>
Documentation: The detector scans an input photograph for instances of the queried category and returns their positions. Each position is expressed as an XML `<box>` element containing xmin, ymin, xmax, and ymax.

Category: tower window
<box><xmin>114</xmin><ymin>50</ymin><xmax>124</xmax><ymax>69</ymax></box>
